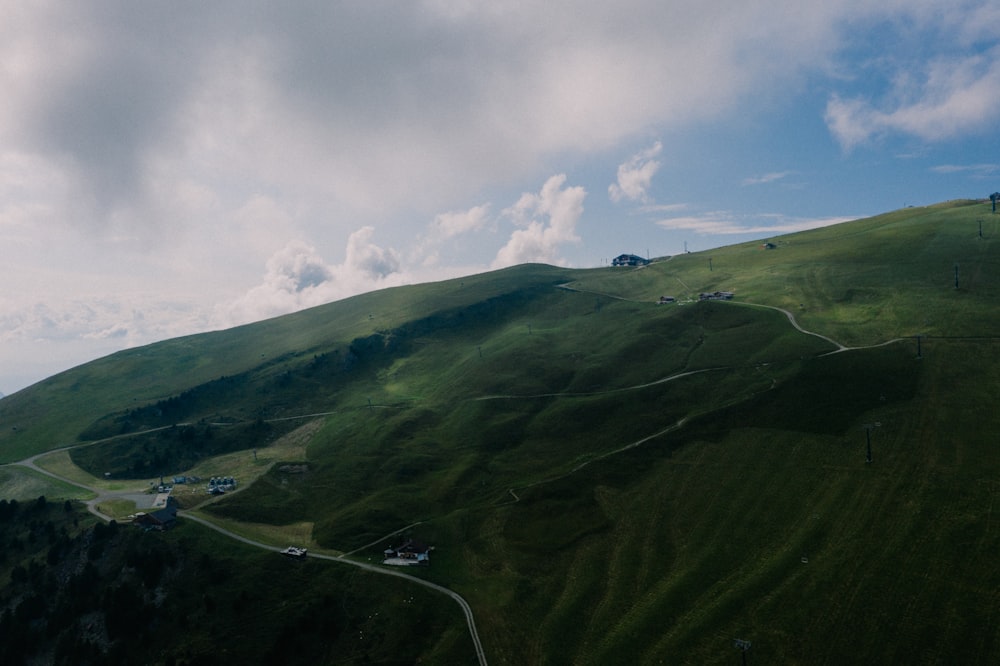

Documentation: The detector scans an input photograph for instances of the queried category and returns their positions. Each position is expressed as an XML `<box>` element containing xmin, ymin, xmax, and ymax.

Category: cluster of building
<box><xmin>382</xmin><ymin>538</ymin><xmax>432</xmax><ymax>566</ymax></box>
<box><xmin>699</xmin><ymin>291</ymin><xmax>734</xmax><ymax>301</ymax></box>
<box><xmin>207</xmin><ymin>476</ymin><xmax>237</xmax><ymax>495</ymax></box>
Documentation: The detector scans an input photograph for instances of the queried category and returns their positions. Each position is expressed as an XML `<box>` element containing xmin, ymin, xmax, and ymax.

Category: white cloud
<box><xmin>826</xmin><ymin>47</ymin><xmax>1000</xmax><ymax>150</ymax></box>
<box><xmin>742</xmin><ymin>171</ymin><xmax>794</xmax><ymax>186</ymax></box>
<box><xmin>2</xmin><ymin>1</ymin><xmax>998</xmax><ymax>394</ymax></box>
<box><xmin>431</xmin><ymin>204</ymin><xmax>492</xmax><ymax>239</ymax></box>
<box><xmin>344</xmin><ymin>226</ymin><xmax>402</xmax><ymax>279</ymax></box>
<box><xmin>493</xmin><ymin>175</ymin><xmax>585</xmax><ymax>268</ymax></box>
<box><xmin>215</xmin><ymin>230</ymin><xmax>407</xmax><ymax>327</ymax></box>
<box><xmin>609</xmin><ymin>141</ymin><xmax>662</xmax><ymax>203</ymax></box>
<box><xmin>931</xmin><ymin>163</ymin><xmax>999</xmax><ymax>177</ymax></box>
<box><xmin>414</xmin><ymin>204</ymin><xmax>494</xmax><ymax>268</ymax></box>
<box><xmin>656</xmin><ymin>211</ymin><xmax>856</xmax><ymax>235</ymax></box>
<box><xmin>637</xmin><ymin>203</ymin><xmax>690</xmax><ymax>215</ymax></box>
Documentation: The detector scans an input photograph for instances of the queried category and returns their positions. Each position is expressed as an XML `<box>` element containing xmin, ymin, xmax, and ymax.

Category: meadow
<box><xmin>1</xmin><ymin>199</ymin><xmax>999</xmax><ymax>663</ymax></box>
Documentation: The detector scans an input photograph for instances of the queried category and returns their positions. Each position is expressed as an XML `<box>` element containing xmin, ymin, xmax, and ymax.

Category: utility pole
<box><xmin>733</xmin><ymin>639</ymin><xmax>751</xmax><ymax>665</ymax></box>
<box><xmin>863</xmin><ymin>422</ymin><xmax>881</xmax><ymax>463</ymax></box>
<box><xmin>709</xmin><ymin>257</ymin><xmax>713</xmax><ymax>272</ymax></box>
<box><xmin>955</xmin><ymin>263</ymin><xmax>960</xmax><ymax>289</ymax></box>
<box><xmin>979</xmin><ymin>219</ymin><xmax>984</xmax><ymax>239</ymax></box>
<box><xmin>915</xmin><ymin>335</ymin><xmax>923</xmax><ymax>359</ymax></box>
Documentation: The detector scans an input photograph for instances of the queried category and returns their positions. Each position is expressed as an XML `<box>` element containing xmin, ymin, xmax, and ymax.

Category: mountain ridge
<box><xmin>2</xmin><ymin>199</ymin><xmax>1000</xmax><ymax>663</ymax></box>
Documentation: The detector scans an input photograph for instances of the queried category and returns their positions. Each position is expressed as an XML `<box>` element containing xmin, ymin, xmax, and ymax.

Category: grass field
<box><xmin>2</xmin><ymin>201</ymin><xmax>1000</xmax><ymax>663</ymax></box>
<box><xmin>0</xmin><ymin>465</ymin><xmax>94</xmax><ymax>502</ymax></box>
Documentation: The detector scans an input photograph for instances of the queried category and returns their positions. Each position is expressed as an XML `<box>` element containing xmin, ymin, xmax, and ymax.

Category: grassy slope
<box><xmin>2</xmin><ymin>200</ymin><xmax>1000</xmax><ymax>663</ymax></box>
<box><xmin>0</xmin><ymin>264</ymin><xmax>573</xmax><ymax>462</ymax></box>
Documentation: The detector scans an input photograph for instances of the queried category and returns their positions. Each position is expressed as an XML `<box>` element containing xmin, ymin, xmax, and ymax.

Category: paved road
<box><xmin>4</xmin><ymin>292</ymin><xmax>899</xmax><ymax>666</ymax></box>
<box><xmin>731</xmin><ymin>301</ymin><xmax>906</xmax><ymax>355</ymax></box>
<box><xmin>4</xmin><ymin>448</ymin><xmax>489</xmax><ymax>666</ymax></box>
<box><xmin>10</xmin><ymin>447</ymin><xmax>110</xmax><ymax>519</ymax></box>
<box><xmin>182</xmin><ymin>512</ymin><xmax>488</xmax><ymax>666</ymax></box>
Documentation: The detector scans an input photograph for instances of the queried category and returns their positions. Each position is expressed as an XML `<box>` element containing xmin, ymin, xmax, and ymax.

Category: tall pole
<box><xmin>863</xmin><ymin>422</ymin><xmax>881</xmax><ymax>463</ymax></box>
<box><xmin>955</xmin><ymin>263</ymin><xmax>960</xmax><ymax>289</ymax></box>
<box><xmin>734</xmin><ymin>639</ymin><xmax>751</xmax><ymax>665</ymax></box>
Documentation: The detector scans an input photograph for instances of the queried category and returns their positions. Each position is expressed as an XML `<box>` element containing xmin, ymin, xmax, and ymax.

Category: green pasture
<box><xmin>0</xmin><ymin>464</ymin><xmax>94</xmax><ymax>502</ymax></box>
<box><xmin>570</xmin><ymin>200</ymin><xmax>1000</xmax><ymax>346</ymax></box>
<box><xmin>3</xmin><ymin>201</ymin><xmax>1000</xmax><ymax>662</ymax></box>
<box><xmin>429</xmin><ymin>339</ymin><xmax>1000</xmax><ymax>663</ymax></box>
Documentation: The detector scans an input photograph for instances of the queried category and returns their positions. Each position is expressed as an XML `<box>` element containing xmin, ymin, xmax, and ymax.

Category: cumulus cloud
<box><xmin>0</xmin><ymin>1</ymin><xmax>910</xmax><ymax>235</ymax></box>
<box><xmin>3</xmin><ymin>1</ymin><xmax>999</xmax><ymax>394</ymax></box>
<box><xmin>609</xmin><ymin>141</ymin><xmax>662</xmax><ymax>203</ymax></box>
<box><xmin>216</xmin><ymin>230</ymin><xmax>405</xmax><ymax>327</ymax></box>
<box><xmin>826</xmin><ymin>47</ymin><xmax>1000</xmax><ymax>151</ymax></box>
<box><xmin>413</xmin><ymin>204</ymin><xmax>493</xmax><ymax>268</ymax></box>
<box><xmin>431</xmin><ymin>205</ymin><xmax>492</xmax><ymax>239</ymax></box>
<box><xmin>263</xmin><ymin>241</ymin><xmax>334</xmax><ymax>292</ymax></box>
<box><xmin>345</xmin><ymin>226</ymin><xmax>402</xmax><ymax>279</ymax></box>
<box><xmin>493</xmin><ymin>175</ymin><xmax>585</xmax><ymax>268</ymax></box>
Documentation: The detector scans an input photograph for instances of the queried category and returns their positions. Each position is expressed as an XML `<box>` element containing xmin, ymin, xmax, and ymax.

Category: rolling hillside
<box><xmin>2</xmin><ymin>199</ymin><xmax>1000</xmax><ymax>663</ymax></box>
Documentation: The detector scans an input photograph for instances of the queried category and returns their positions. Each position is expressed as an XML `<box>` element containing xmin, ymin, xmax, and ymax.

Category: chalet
<box><xmin>382</xmin><ymin>538</ymin><xmax>432</xmax><ymax>566</ymax></box>
<box><xmin>762</xmin><ymin>242</ymin><xmax>776</xmax><ymax>250</ymax></box>
<box><xmin>657</xmin><ymin>296</ymin><xmax>676</xmax><ymax>304</ymax></box>
<box><xmin>611</xmin><ymin>254</ymin><xmax>650</xmax><ymax>267</ymax></box>
<box><xmin>132</xmin><ymin>504</ymin><xmax>178</xmax><ymax>531</ymax></box>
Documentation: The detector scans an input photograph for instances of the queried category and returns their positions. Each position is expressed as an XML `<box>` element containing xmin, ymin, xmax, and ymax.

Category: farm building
<box><xmin>383</xmin><ymin>538</ymin><xmax>432</xmax><ymax>566</ymax></box>
<box><xmin>132</xmin><ymin>502</ymin><xmax>178</xmax><ymax>531</ymax></box>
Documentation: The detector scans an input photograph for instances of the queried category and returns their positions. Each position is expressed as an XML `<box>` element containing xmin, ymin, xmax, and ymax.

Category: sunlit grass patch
<box><xmin>0</xmin><ymin>465</ymin><xmax>94</xmax><ymax>501</ymax></box>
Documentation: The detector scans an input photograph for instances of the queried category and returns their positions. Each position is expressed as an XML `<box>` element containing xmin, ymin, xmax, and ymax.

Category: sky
<box><xmin>2</xmin><ymin>1</ymin><xmax>999</xmax><ymax>396</ymax></box>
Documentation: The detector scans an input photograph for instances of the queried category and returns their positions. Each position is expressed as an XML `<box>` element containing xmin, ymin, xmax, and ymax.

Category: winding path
<box><xmin>181</xmin><ymin>513</ymin><xmax>488</xmax><ymax>665</ymax></box>
<box><xmin>4</xmin><ymin>448</ymin><xmax>489</xmax><ymax>665</ymax></box>
<box><xmin>1</xmin><ymin>292</ymin><xmax>903</xmax><ymax>666</ymax></box>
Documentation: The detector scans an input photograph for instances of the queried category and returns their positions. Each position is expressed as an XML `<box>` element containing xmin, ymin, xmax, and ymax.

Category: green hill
<box><xmin>2</xmin><ymin>199</ymin><xmax>1000</xmax><ymax>663</ymax></box>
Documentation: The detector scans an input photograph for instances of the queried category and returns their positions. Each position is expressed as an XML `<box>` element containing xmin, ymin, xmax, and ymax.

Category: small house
<box><xmin>132</xmin><ymin>504</ymin><xmax>178</xmax><ymax>531</ymax></box>
<box><xmin>383</xmin><ymin>538</ymin><xmax>432</xmax><ymax>565</ymax></box>
<box><xmin>611</xmin><ymin>254</ymin><xmax>650</xmax><ymax>267</ymax></box>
